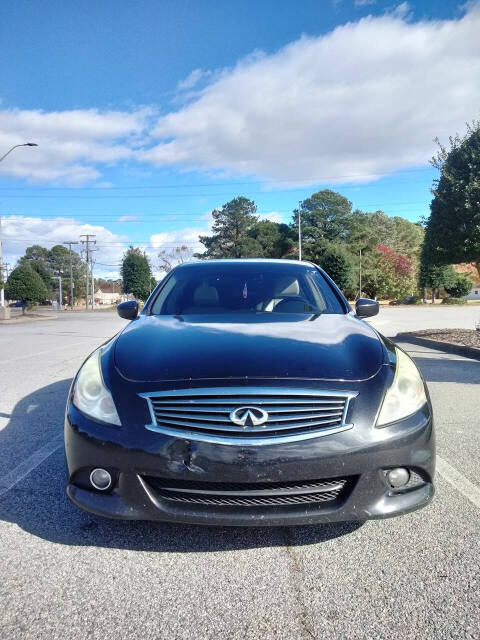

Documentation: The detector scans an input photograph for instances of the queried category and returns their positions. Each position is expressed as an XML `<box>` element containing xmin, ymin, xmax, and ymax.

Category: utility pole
<box><xmin>91</xmin><ymin>259</ymin><xmax>95</xmax><ymax>310</ymax></box>
<box><xmin>63</xmin><ymin>241</ymin><xmax>79</xmax><ymax>310</ymax></box>
<box><xmin>298</xmin><ymin>211</ymin><xmax>302</xmax><ymax>261</ymax></box>
<box><xmin>58</xmin><ymin>276</ymin><xmax>63</xmax><ymax>311</ymax></box>
<box><xmin>80</xmin><ymin>235</ymin><xmax>96</xmax><ymax>311</ymax></box>
<box><xmin>359</xmin><ymin>248</ymin><xmax>362</xmax><ymax>299</ymax></box>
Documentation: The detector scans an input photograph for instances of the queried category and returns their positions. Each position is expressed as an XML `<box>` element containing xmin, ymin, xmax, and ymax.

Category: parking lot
<box><xmin>0</xmin><ymin>309</ymin><xmax>479</xmax><ymax>640</ymax></box>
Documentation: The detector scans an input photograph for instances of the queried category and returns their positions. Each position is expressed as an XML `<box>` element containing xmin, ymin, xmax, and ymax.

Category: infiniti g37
<box><xmin>65</xmin><ymin>259</ymin><xmax>434</xmax><ymax>525</ymax></box>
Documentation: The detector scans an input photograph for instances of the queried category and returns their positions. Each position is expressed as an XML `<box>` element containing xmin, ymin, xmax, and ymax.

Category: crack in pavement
<box><xmin>283</xmin><ymin>528</ymin><xmax>317</xmax><ymax>640</ymax></box>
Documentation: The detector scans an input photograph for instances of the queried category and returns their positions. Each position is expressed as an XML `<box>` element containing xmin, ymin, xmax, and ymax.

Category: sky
<box><xmin>1</xmin><ymin>0</ymin><xmax>479</xmax><ymax>278</ymax></box>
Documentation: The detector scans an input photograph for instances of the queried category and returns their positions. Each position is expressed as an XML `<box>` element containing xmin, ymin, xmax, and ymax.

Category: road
<box><xmin>0</xmin><ymin>310</ymin><xmax>479</xmax><ymax>640</ymax></box>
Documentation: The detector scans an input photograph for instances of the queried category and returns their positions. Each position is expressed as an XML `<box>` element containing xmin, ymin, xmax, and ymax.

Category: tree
<box><xmin>5</xmin><ymin>264</ymin><xmax>48</xmax><ymax>312</ymax></box>
<box><xmin>419</xmin><ymin>260</ymin><xmax>457</xmax><ymax>302</ymax></box>
<box><xmin>198</xmin><ymin>197</ymin><xmax>260</xmax><ymax>258</ymax></box>
<box><xmin>317</xmin><ymin>246</ymin><xmax>355</xmax><ymax>292</ymax></box>
<box><xmin>96</xmin><ymin>278</ymin><xmax>122</xmax><ymax>294</ymax></box>
<box><xmin>248</xmin><ymin>220</ymin><xmax>295</xmax><ymax>258</ymax></box>
<box><xmin>343</xmin><ymin>210</ymin><xmax>424</xmax><ymax>300</ymax></box>
<box><xmin>121</xmin><ymin>247</ymin><xmax>153</xmax><ymax>300</ymax></box>
<box><xmin>19</xmin><ymin>243</ymin><xmax>87</xmax><ymax>302</ymax></box>
<box><xmin>19</xmin><ymin>244</ymin><xmax>52</xmax><ymax>293</ymax></box>
<box><xmin>423</xmin><ymin>122</ymin><xmax>480</xmax><ymax>272</ymax></box>
<box><xmin>445</xmin><ymin>275</ymin><xmax>472</xmax><ymax>298</ymax></box>
<box><xmin>19</xmin><ymin>256</ymin><xmax>52</xmax><ymax>291</ymax></box>
<box><xmin>374</xmin><ymin>245</ymin><xmax>416</xmax><ymax>300</ymax></box>
<box><xmin>158</xmin><ymin>245</ymin><xmax>193</xmax><ymax>272</ymax></box>
<box><xmin>294</xmin><ymin>190</ymin><xmax>353</xmax><ymax>259</ymax></box>
<box><xmin>24</xmin><ymin>245</ymin><xmax>49</xmax><ymax>262</ymax></box>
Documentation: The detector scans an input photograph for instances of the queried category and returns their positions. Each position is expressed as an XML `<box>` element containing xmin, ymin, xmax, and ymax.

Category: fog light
<box><xmin>386</xmin><ymin>467</ymin><xmax>410</xmax><ymax>488</ymax></box>
<box><xmin>90</xmin><ymin>468</ymin><xmax>112</xmax><ymax>491</ymax></box>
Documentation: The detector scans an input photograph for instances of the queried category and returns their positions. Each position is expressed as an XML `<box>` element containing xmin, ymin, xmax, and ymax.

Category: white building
<box><xmin>94</xmin><ymin>288</ymin><xmax>127</xmax><ymax>305</ymax></box>
<box><xmin>454</xmin><ymin>263</ymin><xmax>480</xmax><ymax>300</ymax></box>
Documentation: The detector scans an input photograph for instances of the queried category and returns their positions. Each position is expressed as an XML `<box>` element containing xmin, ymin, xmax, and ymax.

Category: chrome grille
<box><xmin>143</xmin><ymin>476</ymin><xmax>349</xmax><ymax>507</ymax></box>
<box><xmin>141</xmin><ymin>387</ymin><xmax>356</xmax><ymax>443</ymax></box>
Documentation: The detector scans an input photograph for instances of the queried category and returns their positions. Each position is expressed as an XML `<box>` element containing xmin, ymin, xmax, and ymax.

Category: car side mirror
<box><xmin>355</xmin><ymin>298</ymin><xmax>379</xmax><ymax>318</ymax></box>
<box><xmin>117</xmin><ymin>300</ymin><xmax>138</xmax><ymax>320</ymax></box>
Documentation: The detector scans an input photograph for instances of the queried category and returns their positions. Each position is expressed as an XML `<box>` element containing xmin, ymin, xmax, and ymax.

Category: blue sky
<box><xmin>0</xmin><ymin>0</ymin><xmax>479</xmax><ymax>276</ymax></box>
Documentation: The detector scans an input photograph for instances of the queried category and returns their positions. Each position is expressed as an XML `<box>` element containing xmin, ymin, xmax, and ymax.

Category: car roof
<box><xmin>175</xmin><ymin>258</ymin><xmax>315</xmax><ymax>269</ymax></box>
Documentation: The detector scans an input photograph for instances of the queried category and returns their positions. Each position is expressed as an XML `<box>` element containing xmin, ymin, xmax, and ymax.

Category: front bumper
<box><xmin>65</xmin><ymin>405</ymin><xmax>435</xmax><ymax>526</ymax></box>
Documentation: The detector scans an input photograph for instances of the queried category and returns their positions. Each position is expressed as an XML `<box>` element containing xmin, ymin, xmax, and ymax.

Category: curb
<box><xmin>394</xmin><ymin>332</ymin><xmax>480</xmax><ymax>361</ymax></box>
<box><xmin>0</xmin><ymin>314</ymin><xmax>58</xmax><ymax>324</ymax></box>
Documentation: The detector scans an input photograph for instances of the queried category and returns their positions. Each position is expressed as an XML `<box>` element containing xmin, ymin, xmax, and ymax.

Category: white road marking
<box><xmin>0</xmin><ymin>436</ymin><xmax>62</xmax><ymax>498</ymax></box>
<box><xmin>437</xmin><ymin>455</ymin><xmax>480</xmax><ymax>509</ymax></box>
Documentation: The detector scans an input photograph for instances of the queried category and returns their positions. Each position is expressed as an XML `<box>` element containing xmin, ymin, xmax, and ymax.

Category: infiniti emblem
<box><xmin>229</xmin><ymin>406</ymin><xmax>269</xmax><ymax>428</ymax></box>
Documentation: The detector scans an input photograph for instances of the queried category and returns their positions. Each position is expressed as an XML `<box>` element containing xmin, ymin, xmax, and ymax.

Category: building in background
<box><xmin>94</xmin><ymin>287</ymin><xmax>127</xmax><ymax>305</ymax></box>
<box><xmin>454</xmin><ymin>263</ymin><xmax>480</xmax><ymax>300</ymax></box>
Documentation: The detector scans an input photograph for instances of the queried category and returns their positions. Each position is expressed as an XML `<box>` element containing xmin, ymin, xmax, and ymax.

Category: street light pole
<box><xmin>298</xmin><ymin>211</ymin><xmax>302</xmax><ymax>261</ymax></box>
<box><xmin>0</xmin><ymin>142</ymin><xmax>38</xmax><ymax>164</ymax></box>
<box><xmin>359</xmin><ymin>248</ymin><xmax>362</xmax><ymax>299</ymax></box>
<box><xmin>0</xmin><ymin>217</ymin><xmax>4</xmax><ymax>309</ymax></box>
<box><xmin>0</xmin><ymin>143</ymin><xmax>38</xmax><ymax>312</ymax></box>
<box><xmin>91</xmin><ymin>261</ymin><xmax>95</xmax><ymax>310</ymax></box>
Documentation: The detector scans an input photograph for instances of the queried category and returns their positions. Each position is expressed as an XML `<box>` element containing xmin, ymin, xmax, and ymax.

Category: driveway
<box><xmin>0</xmin><ymin>311</ymin><xmax>478</xmax><ymax>639</ymax></box>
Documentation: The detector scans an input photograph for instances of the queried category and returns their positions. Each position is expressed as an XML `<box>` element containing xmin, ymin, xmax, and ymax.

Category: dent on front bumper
<box><xmin>65</xmin><ymin>404</ymin><xmax>435</xmax><ymax>526</ymax></box>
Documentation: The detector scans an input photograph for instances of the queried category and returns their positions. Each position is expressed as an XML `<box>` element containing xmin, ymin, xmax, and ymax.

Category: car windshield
<box><xmin>149</xmin><ymin>263</ymin><xmax>345</xmax><ymax>315</ymax></box>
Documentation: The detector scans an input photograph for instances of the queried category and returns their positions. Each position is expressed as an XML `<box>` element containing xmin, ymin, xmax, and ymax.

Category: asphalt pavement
<box><xmin>0</xmin><ymin>309</ymin><xmax>479</xmax><ymax>640</ymax></box>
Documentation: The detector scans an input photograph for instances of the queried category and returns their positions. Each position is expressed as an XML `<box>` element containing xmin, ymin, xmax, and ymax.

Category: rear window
<box><xmin>150</xmin><ymin>263</ymin><xmax>345</xmax><ymax>316</ymax></box>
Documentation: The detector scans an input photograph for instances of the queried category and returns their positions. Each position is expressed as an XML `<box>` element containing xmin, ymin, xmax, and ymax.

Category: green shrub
<box><xmin>441</xmin><ymin>297</ymin><xmax>467</xmax><ymax>305</ymax></box>
<box><xmin>5</xmin><ymin>264</ymin><xmax>48</xmax><ymax>308</ymax></box>
<box><xmin>445</xmin><ymin>275</ymin><xmax>472</xmax><ymax>298</ymax></box>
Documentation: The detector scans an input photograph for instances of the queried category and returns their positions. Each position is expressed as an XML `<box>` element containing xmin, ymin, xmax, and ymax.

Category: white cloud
<box><xmin>177</xmin><ymin>69</ymin><xmax>213</xmax><ymax>91</ymax></box>
<box><xmin>147</xmin><ymin>212</ymin><xmax>214</xmax><ymax>271</ymax></box>
<box><xmin>0</xmin><ymin>107</ymin><xmax>153</xmax><ymax>185</ymax></box>
<box><xmin>389</xmin><ymin>2</ymin><xmax>411</xmax><ymax>19</ymax></box>
<box><xmin>355</xmin><ymin>0</ymin><xmax>376</xmax><ymax>6</ymax></box>
<box><xmin>2</xmin><ymin>7</ymin><xmax>480</xmax><ymax>188</ymax></box>
<box><xmin>258</xmin><ymin>211</ymin><xmax>285</xmax><ymax>224</ymax></box>
<box><xmin>142</xmin><ymin>5</ymin><xmax>480</xmax><ymax>184</ymax></box>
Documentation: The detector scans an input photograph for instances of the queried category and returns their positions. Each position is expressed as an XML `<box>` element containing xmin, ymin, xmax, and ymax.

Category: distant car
<box><xmin>65</xmin><ymin>259</ymin><xmax>435</xmax><ymax>525</ymax></box>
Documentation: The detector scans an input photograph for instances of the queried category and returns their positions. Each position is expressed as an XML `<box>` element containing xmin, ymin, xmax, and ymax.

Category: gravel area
<box><xmin>406</xmin><ymin>329</ymin><xmax>480</xmax><ymax>350</ymax></box>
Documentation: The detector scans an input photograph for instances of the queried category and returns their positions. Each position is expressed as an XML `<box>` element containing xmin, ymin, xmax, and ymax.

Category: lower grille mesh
<box><xmin>144</xmin><ymin>476</ymin><xmax>349</xmax><ymax>508</ymax></box>
<box><xmin>155</xmin><ymin>490</ymin><xmax>341</xmax><ymax>507</ymax></box>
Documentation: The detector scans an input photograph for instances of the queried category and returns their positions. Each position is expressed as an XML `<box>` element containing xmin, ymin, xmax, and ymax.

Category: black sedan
<box><xmin>65</xmin><ymin>259</ymin><xmax>434</xmax><ymax>525</ymax></box>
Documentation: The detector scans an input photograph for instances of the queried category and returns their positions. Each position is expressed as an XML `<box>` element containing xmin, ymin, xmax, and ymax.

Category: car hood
<box><xmin>113</xmin><ymin>313</ymin><xmax>385</xmax><ymax>383</ymax></box>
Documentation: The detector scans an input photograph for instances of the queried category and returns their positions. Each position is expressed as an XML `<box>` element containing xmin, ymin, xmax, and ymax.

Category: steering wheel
<box><xmin>273</xmin><ymin>297</ymin><xmax>311</xmax><ymax>313</ymax></box>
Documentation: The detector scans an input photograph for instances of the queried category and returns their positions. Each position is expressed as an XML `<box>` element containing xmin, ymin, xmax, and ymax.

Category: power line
<box><xmin>0</xmin><ymin>165</ymin><xmax>435</xmax><ymax>191</ymax></box>
<box><xmin>1</xmin><ymin>199</ymin><xmax>430</xmax><ymax>210</ymax></box>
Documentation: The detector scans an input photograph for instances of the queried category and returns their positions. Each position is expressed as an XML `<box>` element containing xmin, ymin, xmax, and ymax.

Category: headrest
<box><xmin>274</xmin><ymin>276</ymin><xmax>300</xmax><ymax>296</ymax></box>
<box><xmin>193</xmin><ymin>284</ymin><xmax>219</xmax><ymax>305</ymax></box>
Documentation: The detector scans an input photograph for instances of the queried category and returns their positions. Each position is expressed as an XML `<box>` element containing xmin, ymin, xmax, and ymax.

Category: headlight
<box><xmin>73</xmin><ymin>349</ymin><xmax>121</xmax><ymax>426</ymax></box>
<box><xmin>376</xmin><ymin>347</ymin><xmax>427</xmax><ymax>427</ymax></box>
